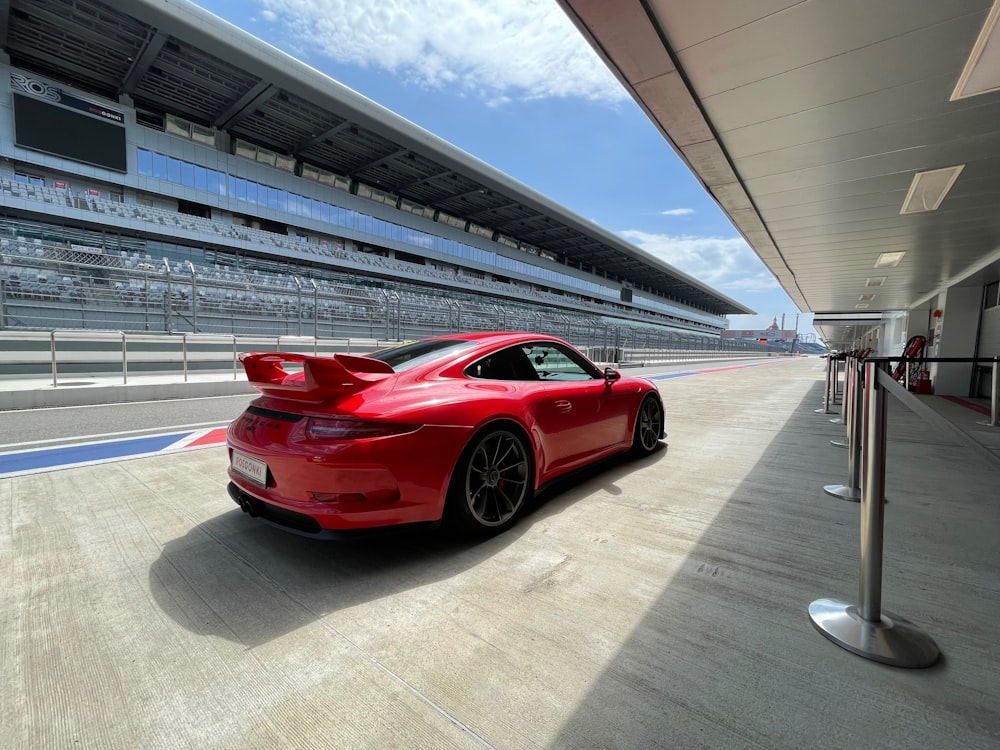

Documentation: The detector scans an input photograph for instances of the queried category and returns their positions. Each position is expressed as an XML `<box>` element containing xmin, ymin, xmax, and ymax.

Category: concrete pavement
<box><xmin>2</xmin><ymin>357</ymin><xmax>999</xmax><ymax>748</ymax></box>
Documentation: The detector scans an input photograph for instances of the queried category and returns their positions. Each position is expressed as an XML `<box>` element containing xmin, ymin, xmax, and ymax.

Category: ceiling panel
<box><xmin>733</xmin><ymin>101</ymin><xmax>1000</xmax><ymax>181</ymax></box>
<box><xmin>671</xmin><ymin>0</ymin><xmax>987</xmax><ymax>98</ymax></box>
<box><xmin>719</xmin><ymin>73</ymin><xmax>974</xmax><ymax>158</ymax></box>
<box><xmin>698</xmin><ymin>17</ymin><xmax>982</xmax><ymax>131</ymax></box>
<box><xmin>647</xmin><ymin>0</ymin><xmax>801</xmax><ymax>52</ymax></box>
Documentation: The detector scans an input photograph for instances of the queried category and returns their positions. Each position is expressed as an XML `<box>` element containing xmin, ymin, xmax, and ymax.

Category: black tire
<box><xmin>632</xmin><ymin>394</ymin><xmax>663</xmax><ymax>456</ymax></box>
<box><xmin>447</xmin><ymin>426</ymin><xmax>532</xmax><ymax>535</ymax></box>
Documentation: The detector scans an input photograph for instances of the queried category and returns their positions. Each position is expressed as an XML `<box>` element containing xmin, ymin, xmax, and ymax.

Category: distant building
<box><xmin>722</xmin><ymin>317</ymin><xmax>796</xmax><ymax>344</ymax></box>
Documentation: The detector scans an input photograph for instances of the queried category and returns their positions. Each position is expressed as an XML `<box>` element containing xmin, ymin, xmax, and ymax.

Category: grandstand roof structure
<box><xmin>0</xmin><ymin>0</ymin><xmax>752</xmax><ymax>318</ymax></box>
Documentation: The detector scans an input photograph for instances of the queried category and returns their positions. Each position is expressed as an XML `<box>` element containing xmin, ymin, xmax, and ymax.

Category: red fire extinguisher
<box><xmin>915</xmin><ymin>368</ymin><xmax>933</xmax><ymax>395</ymax></box>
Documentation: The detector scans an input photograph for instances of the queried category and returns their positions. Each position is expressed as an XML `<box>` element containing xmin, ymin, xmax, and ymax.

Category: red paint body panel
<box><xmin>226</xmin><ymin>332</ymin><xmax>662</xmax><ymax>533</ymax></box>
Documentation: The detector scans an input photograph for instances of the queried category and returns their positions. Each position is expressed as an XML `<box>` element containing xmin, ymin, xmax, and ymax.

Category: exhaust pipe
<box><xmin>240</xmin><ymin>495</ymin><xmax>259</xmax><ymax>517</ymax></box>
<box><xmin>228</xmin><ymin>483</ymin><xmax>260</xmax><ymax>517</ymax></box>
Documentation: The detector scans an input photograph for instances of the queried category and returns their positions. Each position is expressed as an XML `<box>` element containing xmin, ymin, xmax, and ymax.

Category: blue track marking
<box><xmin>650</xmin><ymin>371</ymin><xmax>699</xmax><ymax>380</ymax></box>
<box><xmin>0</xmin><ymin>431</ymin><xmax>197</xmax><ymax>477</ymax></box>
<box><xmin>648</xmin><ymin>360</ymin><xmax>772</xmax><ymax>381</ymax></box>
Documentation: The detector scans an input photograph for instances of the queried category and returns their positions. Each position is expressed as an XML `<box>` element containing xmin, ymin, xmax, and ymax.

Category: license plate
<box><xmin>232</xmin><ymin>450</ymin><xmax>268</xmax><ymax>486</ymax></box>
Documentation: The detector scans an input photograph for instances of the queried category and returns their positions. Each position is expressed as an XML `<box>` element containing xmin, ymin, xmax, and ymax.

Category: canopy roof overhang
<box><xmin>558</xmin><ymin>0</ymin><xmax>1000</xmax><ymax>348</ymax></box>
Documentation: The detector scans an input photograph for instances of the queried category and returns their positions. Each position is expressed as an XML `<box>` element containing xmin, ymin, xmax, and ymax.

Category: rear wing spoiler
<box><xmin>240</xmin><ymin>352</ymin><xmax>394</xmax><ymax>402</ymax></box>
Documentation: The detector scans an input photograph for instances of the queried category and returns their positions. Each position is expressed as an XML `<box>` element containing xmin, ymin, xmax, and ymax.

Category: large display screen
<box><xmin>12</xmin><ymin>92</ymin><xmax>127</xmax><ymax>172</ymax></box>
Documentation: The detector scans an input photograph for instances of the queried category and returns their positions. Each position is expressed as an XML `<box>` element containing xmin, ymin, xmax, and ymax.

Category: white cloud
<box><xmin>255</xmin><ymin>0</ymin><xmax>628</xmax><ymax>102</ymax></box>
<box><xmin>260</xmin><ymin>9</ymin><xmax>277</xmax><ymax>21</ymax></box>
<box><xmin>618</xmin><ymin>230</ymin><xmax>780</xmax><ymax>293</ymax></box>
<box><xmin>660</xmin><ymin>208</ymin><xmax>694</xmax><ymax>216</ymax></box>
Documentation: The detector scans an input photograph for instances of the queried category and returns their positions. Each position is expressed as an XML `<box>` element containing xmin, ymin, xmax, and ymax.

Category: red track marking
<box><xmin>186</xmin><ymin>427</ymin><xmax>230</xmax><ymax>447</ymax></box>
<box><xmin>941</xmin><ymin>395</ymin><xmax>991</xmax><ymax>416</ymax></box>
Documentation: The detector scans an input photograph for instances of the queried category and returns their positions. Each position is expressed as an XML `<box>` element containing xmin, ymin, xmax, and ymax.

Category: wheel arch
<box><xmin>442</xmin><ymin>417</ymin><xmax>538</xmax><ymax>506</ymax></box>
<box><xmin>644</xmin><ymin>389</ymin><xmax>666</xmax><ymax>439</ymax></box>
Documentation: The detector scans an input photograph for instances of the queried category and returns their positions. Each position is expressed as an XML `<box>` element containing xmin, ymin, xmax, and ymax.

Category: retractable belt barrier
<box><xmin>812</xmin><ymin>353</ymin><xmax>1000</xmax><ymax>666</ymax></box>
<box><xmin>810</xmin><ymin>361</ymin><xmax>942</xmax><ymax>668</ymax></box>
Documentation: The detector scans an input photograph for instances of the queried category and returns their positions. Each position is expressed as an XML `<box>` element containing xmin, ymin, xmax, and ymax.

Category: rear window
<box><xmin>365</xmin><ymin>339</ymin><xmax>476</xmax><ymax>372</ymax></box>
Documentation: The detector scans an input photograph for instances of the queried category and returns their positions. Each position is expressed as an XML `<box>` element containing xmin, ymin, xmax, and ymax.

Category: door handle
<box><xmin>554</xmin><ymin>399</ymin><xmax>572</xmax><ymax>413</ymax></box>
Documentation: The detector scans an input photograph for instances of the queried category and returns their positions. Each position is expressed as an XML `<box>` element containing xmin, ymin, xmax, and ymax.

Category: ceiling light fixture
<box><xmin>855</xmin><ymin>303</ymin><xmax>870</xmax><ymax>309</ymax></box>
<box><xmin>859</xmin><ymin>293</ymin><xmax>876</xmax><ymax>302</ymax></box>
<box><xmin>874</xmin><ymin>251</ymin><xmax>906</xmax><ymax>268</ymax></box>
<box><xmin>866</xmin><ymin>276</ymin><xmax>887</xmax><ymax>287</ymax></box>
<box><xmin>900</xmin><ymin>165</ymin><xmax>965</xmax><ymax>214</ymax></box>
<box><xmin>952</xmin><ymin>1</ymin><xmax>1000</xmax><ymax>100</ymax></box>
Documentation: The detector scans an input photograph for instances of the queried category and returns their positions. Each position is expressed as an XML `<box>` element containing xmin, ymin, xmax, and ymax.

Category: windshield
<box><xmin>365</xmin><ymin>338</ymin><xmax>476</xmax><ymax>372</ymax></box>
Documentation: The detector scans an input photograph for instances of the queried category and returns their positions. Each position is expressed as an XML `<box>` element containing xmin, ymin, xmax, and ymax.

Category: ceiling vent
<box><xmin>859</xmin><ymin>293</ymin><xmax>876</xmax><ymax>302</ymax></box>
<box><xmin>865</xmin><ymin>276</ymin><xmax>887</xmax><ymax>287</ymax></box>
<box><xmin>874</xmin><ymin>251</ymin><xmax>906</xmax><ymax>268</ymax></box>
<box><xmin>855</xmin><ymin>303</ymin><xmax>870</xmax><ymax>309</ymax></box>
<box><xmin>900</xmin><ymin>166</ymin><xmax>964</xmax><ymax>214</ymax></box>
<box><xmin>952</xmin><ymin>1</ymin><xmax>1000</xmax><ymax>100</ymax></box>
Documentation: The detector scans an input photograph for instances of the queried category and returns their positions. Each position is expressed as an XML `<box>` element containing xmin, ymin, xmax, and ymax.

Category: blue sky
<box><xmin>197</xmin><ymin>0</ymin><xmax>812</xmax><ymax>335</ymax></box>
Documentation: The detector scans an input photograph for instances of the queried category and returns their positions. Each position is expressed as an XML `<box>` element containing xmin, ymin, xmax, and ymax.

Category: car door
<box><xmin>523</xmin><ymin>342</ymin><xmax>635</xmax><ymax>472</ymax></box>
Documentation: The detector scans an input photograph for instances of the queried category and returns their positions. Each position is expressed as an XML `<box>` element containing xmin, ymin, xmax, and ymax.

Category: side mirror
<box><xmin>604</xmin><ymin>366</ymin><xmax>621</xmax><ymax>384</ymax></box>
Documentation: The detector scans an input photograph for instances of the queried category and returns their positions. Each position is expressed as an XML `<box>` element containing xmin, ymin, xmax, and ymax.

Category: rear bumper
<box><xmin>227</xmin><ymin>482</ymin><xmax>438</xmax><ymax>539</ymax></box>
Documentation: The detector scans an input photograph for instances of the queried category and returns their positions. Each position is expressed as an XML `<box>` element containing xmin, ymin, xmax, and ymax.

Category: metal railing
<box><xmin>50</xmin><ymin>328</ymin><xmax>127</xmax><ymax>387</ymax></box>
<box><xmin>182</xmin><ymin>333</ymin><xmax>237</xmax><ymax>382</ymax></box>
<box><xmin>10</xmin><ymin>328</ymin><xmax>786</xmax><ymax>387</ymax></box>
<box><xmin>31</xmin><ymin>331</ymin><xmax>374</xmax><ymax>387</ymax></box>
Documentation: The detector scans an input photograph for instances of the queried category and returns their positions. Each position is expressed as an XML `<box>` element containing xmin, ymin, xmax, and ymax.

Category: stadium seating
<box><xmin>0</xmin><ymin>175</ymin><xmax>731</xmax><ymax>342</ymax></box>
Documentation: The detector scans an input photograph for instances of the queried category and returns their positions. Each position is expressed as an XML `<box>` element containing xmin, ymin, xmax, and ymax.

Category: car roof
<box><xmin>429</xmin><ymin>331</ymin><xmax>562</xmax><ymax>345</ymax></box>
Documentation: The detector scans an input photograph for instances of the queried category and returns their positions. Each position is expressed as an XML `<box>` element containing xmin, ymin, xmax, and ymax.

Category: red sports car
<box><xmin>226</xmin><ymin>332</ymin><xmax>664</xmax><ymax>537</ymax></box>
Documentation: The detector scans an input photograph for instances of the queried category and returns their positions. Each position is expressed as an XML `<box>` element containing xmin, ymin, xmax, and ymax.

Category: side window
<box><xmin>466</xmin><ymin>346</ymin><xmax>539</xmax><ymax>381</ymax></box>
<box><xmin>521</xmin><ymin>343</ymin><xmax>600</xmax><ymax>381</ymax></box>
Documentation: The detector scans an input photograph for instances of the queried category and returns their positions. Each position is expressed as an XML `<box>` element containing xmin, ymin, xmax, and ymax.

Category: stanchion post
<box><xmin>831</xmin><ymin>355</ymin><xmax>859</xmax><ymax>448</ymax></box>
<box><xmin>816</xmin><ymin>354</ymin><xmax>834</xmax><ymax>413</ymax></box>
<box><xmin>50</xmin><ymin>329</ymin><xmax>59</xmax><ymax>388</ymax></box>
<box><xmin>831</xmin><ymin>355</ymin><xmax>848</xmax><ymax>425</ymax></box>
<box><xmin>859</xmin><ymin>361</ymin><xmax>887</xmax><ymax>620</ymax></box>
<box><xmin>833</xmin><ymin>356</ymin><xmax>842</xmax><ymax>404</ymax></box>
<box><xmin>830</xmin><ymin>360</ymin><xmax>850</xmax><ymax>449</ymax></box>
<box><xmin>809</xmin><ymin>362</ymin><xmax>940</xmax><ymax>668</ymax></box>
<box><xmin>825</xmin><ymin>359</ymin><xmax>862</xmax><ymax>500</ymax></box>
<box><xmin>978</xmin><ymin>356</ymin><xmax>999</xmax><ymax>428</ymax></box>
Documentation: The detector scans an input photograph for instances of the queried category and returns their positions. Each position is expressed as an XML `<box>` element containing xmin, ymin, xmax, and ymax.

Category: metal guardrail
<box><xmin>38</xmin><ymin>330</ymin><xmax>374</xmax><ymax>387</ymax></box>
<box><xmin>50</xmin><ymin>328</ymin><xmax>127</xmax><ymax>387</ymax></box>
<box><xmin>182</xmin><ymin>333</ymin><xmax>237</xmax><ymax>382</ymax></box>
<box><xmin>9</xmin><ymin>328</ymin><xmax>788</xmax><ymax>386</ymax></box>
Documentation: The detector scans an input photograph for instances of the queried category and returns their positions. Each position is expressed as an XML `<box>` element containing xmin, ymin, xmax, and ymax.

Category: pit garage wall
<box><xmin>980</xmin><ymin>305</ymin><xmax>1000</xmax><ymax>358</ymax></box>
<box><xmin>880</xmin><ymin>311</ymin><xmax>909</xmax><ymax>357</ymax></box>
<box><xmin>930</xmin><ymin>286</ymin><xmax>982</xmax><ymax>396</ymax></box>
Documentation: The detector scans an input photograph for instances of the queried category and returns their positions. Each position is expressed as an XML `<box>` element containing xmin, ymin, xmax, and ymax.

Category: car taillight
<box><xmin>304</xmin><ymin>418</ymin><xmax>419</xmax><ymax>441</ymax></box>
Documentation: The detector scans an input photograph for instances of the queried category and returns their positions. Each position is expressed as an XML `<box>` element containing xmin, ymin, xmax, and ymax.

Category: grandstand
<box><xmin>0</xmin><ymin>0</ymin><xmax>762</xmax><ymax>356</ymax></box>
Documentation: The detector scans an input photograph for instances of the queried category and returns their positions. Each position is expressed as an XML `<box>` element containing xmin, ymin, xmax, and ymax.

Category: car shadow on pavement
<box><xmin>148</xmin><ymin>444</ymin><xmax>668</xmax><ymax>648</ymax></box>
